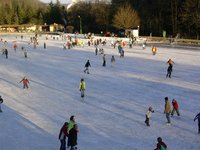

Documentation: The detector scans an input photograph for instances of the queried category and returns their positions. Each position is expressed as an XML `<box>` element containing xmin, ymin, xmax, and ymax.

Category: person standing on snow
<box><xmin>59</xmin><ymin>122</ymin><xmax>68</xmax><ymax>150</ymax></box>
<box><xmin>166</xmin><ymin>59</ymin><xmax>175</xmax><ymax>78</ymax></box>
<box><xmin>0</xmin><ymin>96</ymin><xmax>4</xmax><ymax>112</ymax></box>
<box><xmin>79</xmin><ymin>78</ymin><xmax>86</xmax><ymax>98</ymax></box>
<box><xmin>154</xmin><ymin>137</ymin><xmax>167</xmax><ymax>150</ymax></box>
<box><xmin>84</xmin><ymin>60</ymin><xmax>91</xmax><ymax>74</ymax></box>
<box><xmin>171</xmin><ymin>99</ymin><xmax>180</xmax><ymax>116</ymax></box>
<box><xmin>194</xmin><ymin>112</ymin><xmax>200</xmax><ymax>134</ymax></box>
<box><xmin>145</xmin><ymin>106</ymin><xmax>154</xmax><ymax>126</ymax></box>
<box><xmin>19</xmin><ymin>77</ymin><xmax>29</xmax><ymax>89</ymax></box>
<box><xmin>164</xmin><ymin>97</ymin><xmax>171</xmax><ymax>124</ymax></box>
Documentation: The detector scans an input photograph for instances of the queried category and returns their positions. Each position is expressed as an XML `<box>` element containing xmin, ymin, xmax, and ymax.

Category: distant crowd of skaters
<box><xmin>0</xmin><ymin>35</ymin><xmax>199</xmax><ymax>150</ymax></box>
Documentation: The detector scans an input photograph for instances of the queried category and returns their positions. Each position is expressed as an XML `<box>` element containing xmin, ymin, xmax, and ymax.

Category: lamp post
<box><xmin>78</xmin><ymin>16</ymin><xmax>82</xmax><ymax>34</ymax></box>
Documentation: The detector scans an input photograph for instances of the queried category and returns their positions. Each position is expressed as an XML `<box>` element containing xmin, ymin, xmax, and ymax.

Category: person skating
<box><xmin>154</xmin><ymin>137</ymin><xmax>167</xmax><ymax>150</ymax></box>
<box><xmin>59</xmin><ymin>122</ymin><xmax>68</xmax><ymax>150</ymax></box>
<box><xmin>84</xmin><ymin>60</ymin><xmax>91</xmax><ymax>74</ymax></box>
<box><xmin>24</xmin><ymin>50</ymin><xmax>28</xmax><ymax>58</ymax></box>
<box><xmin>194</xmin><ymin>112</ymin><xmax>200</xmax><ymax>134</ymax></box>
<box><xmin>166</xmin><ymin>59</ymin><xmax>175</xmax><ymax>78</ymax></box>
<box><xmin>67</xmin><ymin>116</ymin><xmax>76</xmax><ymax>134</ymax></box>
<box><xmin>111</xmin><ymin>55</ymin><xmax>115</xmax><ymax>66</ymax></box>
<box><xmin>44</xmin><ymin>42</ymin><xmax>46</xmax><ymax>49</ymax></box>
<box><xmin>79</xmin><ymin>78</ymin><xmax>86</xmax><ymax>98</ymax></box>
<box><xmin>171</xmin><ymin>99</ymin><xmax>180</xmax><ymax>117</ymax></box>
<box><xmin>0</xmin><ymin>95</ymin><xmax>3</xmax><ymax>112</ymax></box>
<box><xmin>19</xmin><ymin>77</ymin><xmax>29</xmax><ymax>89</ymax></box>
<box><xmin>145</xmin><ymin>106</ymin><xmax>154</xmax><ymax>126</ymax></box>
<box><xmin>4</xmin><ymin>49</ymin><xmax>8</xmax><ymax>59</ymax></box>
<box><xmin>67</xmin><ymin>124</ymin><xmax>79</xmax><ymax>150</ymax></box>
<box><xmin>164</xmin><ymin>97</ymin><xmax>171</xmax><ymax>125</ymax></box>
<box><xmin>102</xmin><ymin>54</ymin><xmax>106</xmax><ymax>67</ymax></box>
<box><xmin>95</xmin><ymin>47</ymin><xmax>98</xmax><ymax>55</ymax></box>
<box><xmin>152</xmin><ymin>46</ymin><xmax>157</xmax><ymax>55</ymax></box>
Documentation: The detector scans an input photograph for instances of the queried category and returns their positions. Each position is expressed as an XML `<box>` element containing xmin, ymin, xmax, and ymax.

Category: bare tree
<box><xmin>112</xmin><ymin>3</ymin><xmax>140</xmax><ymax>30</ymax></box>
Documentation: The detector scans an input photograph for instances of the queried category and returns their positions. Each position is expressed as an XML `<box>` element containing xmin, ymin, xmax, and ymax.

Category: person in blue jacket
<box><xmin>194</xmin><ymin>112</ymin><xmax>200</xmax><ymax>134</ymax></box>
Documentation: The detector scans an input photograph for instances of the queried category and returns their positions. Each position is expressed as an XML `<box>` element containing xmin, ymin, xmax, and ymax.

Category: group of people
<box><xmin>145</xmin><ymin>97</ymin><xmax>180</xmax><ymax>127</ymax></box>
<box><xmin>59</xmin><ymin>116</ymin><xmax>79</xmax><ymax>150</ymax></box>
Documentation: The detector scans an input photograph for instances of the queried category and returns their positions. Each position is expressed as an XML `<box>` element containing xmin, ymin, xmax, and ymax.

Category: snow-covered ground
<box><xmin>0</xmin><ymin>34</ymin><xmax>199</xmax><ymax>150</ymax></box>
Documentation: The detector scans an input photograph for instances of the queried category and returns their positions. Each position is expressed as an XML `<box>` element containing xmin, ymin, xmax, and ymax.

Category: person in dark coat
<box><xmin>102</xmin><ymin>54</ymin><xmax>106</xmax><ymax>67</ymax></box>
<box><xmin>5</xmin><ymin>49</ymin><xmax>8</xmax><ymax>59</ymax></box>
<box><xmin>44</xmin><ymin>42</ymin><xmax>46</xmax><ymax>49</ymax></box>
<box><xmin>154</xmin><ymin>137</ymin><xmax>167</xmax><ymax>150</ymax></box>
<box><xmin>194</xmin><ymin>112</ymin><xmax>200</xmax><ymax>134</ymax></box>
<box><xmin>166</xmin><ymin>59</ymin><xmax>175</xmax><ymax>78</ymax></box>
<box><xmin>59</xmin><ymin>122</ymin><xmax>68</xmax><ymax>150</ymax></box>
<box><xmin>67</xmin><ymin>124</ymin><xmax>78</xmax><ymax>150</ymax></box>
<box><xmin>84</xmin><ymin>60</ymin><xmax>91</xmax><ymax>74</ymax></box>
<box><xmin>0</xmin><ymin>95</ymin><xmax>3</xmax><ymax>112</ymax></box>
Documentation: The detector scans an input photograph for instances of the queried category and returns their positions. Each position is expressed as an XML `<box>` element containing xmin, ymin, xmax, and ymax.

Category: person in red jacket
<box><xmin>19</xmin><ymin>77</ymin><xmax>29</xmax><ymax>89</ymax></box>
<box><xmin>59</xmin><ymin>122</ymin><xmax>68</xmax><ymax>150</ymax></box>
<box><xmin>154</xmin><ymin>137</ymin><xmax>167</xmax><ymax>150</ymax></box>
<box><xmin>171</xmin><ymin>99</ymin><xmax>180</xmax><ymax>116</ymax></box>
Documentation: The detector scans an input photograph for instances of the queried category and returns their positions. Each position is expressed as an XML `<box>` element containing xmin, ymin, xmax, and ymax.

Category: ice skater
<box><xmin>171</xmin><ymin>99</ymin><xmax>180</xmax><ymax>117</ymax></box>
<box><xmin>79</xmin><ymin>78</ymin><xmax>86</xmax><ymax>98</ymax></box>
<box><xmin>84</xmin><ymin>60</ymin><xmax>91</xmax><ymax>74</ymax></box>
<box><xmin>166</xmin><ymin>59</ymin><xmax>175</xmax><ymax>78</ymax></box>
<box><xmin>67</xmin><ymin>124</ymin><xmax>79</xmax><ymax>150</ymax></box>
<box><xmin>152</xmin><ymin>46</ymin><xmax>157</xmax><ymax>55</ymax></box>
<box><xmin>154</xmin><ymin>137</ymin><xmax>167</xmax><ymax>150</ymax></box>
<box><xmin>164</xmin><ymin>97</ymin><xmax>171</xmax><ymax>125</ymax></box>
<box><xmin>4</xmin><ymin>49</ymin><xmax>8</xmax><ymax>59</ymax></box>
<box><xmin>59</xmin><ymin>122</ymin><xmax>68</xmax><ymax>150</ymax></box>
<box><xmin>102</xmin><ymin>54</ymin><xmax>106</xmax><ymax>67</ymax></box>
<box><xmin>194</xmin><ymin>112</ymin><xmax>200</xmax><ymax>134</ymax></box>
<box><xmin>145</xmin><ymin>106</ymin><xmax>154</xmax><ymax>126</ymax></box>
<box><xmin>0</xmin><ymin>95</ymin><xmax>3</xmax><ymax>112</ymax></box>
<box><xmin>111</xmin><ymin>55</ymin><xmax>115</xmax><ymax>66</ymax></box>
<box><xmin>19</xmin><ymin>77</ymin><xmax>29</xmax><ymax>89</ymax></box>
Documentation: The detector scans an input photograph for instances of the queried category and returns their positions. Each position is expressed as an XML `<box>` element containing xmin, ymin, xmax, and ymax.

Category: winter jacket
<box><xmin>20</xmin><ymin>79</ymin><xmax>29</xmax><ymax>85</ymax></box>
<box><xmin>67</xmin><ymin>126</ymin><xmax>78</xmax><ymax>147</ymax></box>
<box><xmin>155</xmin><ymin>141</ymin><xmax>167</xmax><ymax>150</ymax></box>
<box><xmin>79</xmin><ymin>81</ymin><xmax>86</xmax><ymax>91</ymax></box>
<box><xmin>194</xmin><ymin>113</ymin><xmax>200</xmax><ymax>124</ymax></box>
<box><xmin>164</xmin><ymin>100</ymin><xmax>171</xmax><ymax>113</ymax></box>
<box><xmin>146</xmin><ymin>110</ymin><xmax>154</xmax><ymax>118</ymax></box>
<box><xmin>85</xmin><ymin>61</ymin><xmax>91</xmax><ymax>68</ymax></box>
<box><xmin>172</xmin><ymin>100</ymin><xmax>179</xmax><ymax>110</ymax></box>
<box><xmin>67</xmin><ymin>120</ymin><xmax>75</xmax><ymax>134</ymax></box>
<box><xmin>59</xmin><ymin>122</ymin><xmax>68</xmax><ymax>140</ymax></box>
<box><xmin>0</xmin><ymin>97</ymin><xmax>3</xmax><ymax>104</ymax></box>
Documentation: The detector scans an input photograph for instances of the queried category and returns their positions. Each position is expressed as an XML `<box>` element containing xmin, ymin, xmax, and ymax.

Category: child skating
<box><xmin>79</xmin><ymin>78</ymin><xmax>86</xmax><ymax>98</ymax></box>
<box><xmin>19</xmin><ymin>77</ymin><xmax>30</xmax><ymax>89</ymax></box>
<box><xmin>145</xmin><ymin>106</ymin><xmax>154</xmax><ymax>126</ymax></box>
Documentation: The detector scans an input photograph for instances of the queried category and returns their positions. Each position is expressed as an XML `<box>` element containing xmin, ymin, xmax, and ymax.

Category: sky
<box><xmin>40</xmin><ymin>0</ymin><xmax>71</xmax><ymax>4</ymax></box>
<box><xmin>0</xmin><ymin>34</ymin><xmax>200</xmax><ymax>150</ymax></box>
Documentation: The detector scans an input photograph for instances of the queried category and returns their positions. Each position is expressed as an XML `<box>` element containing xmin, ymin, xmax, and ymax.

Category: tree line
<box><xmin>0</xmin><ymin>0</ymin><xmax>199</xmax><ymax>39</ymax></box>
